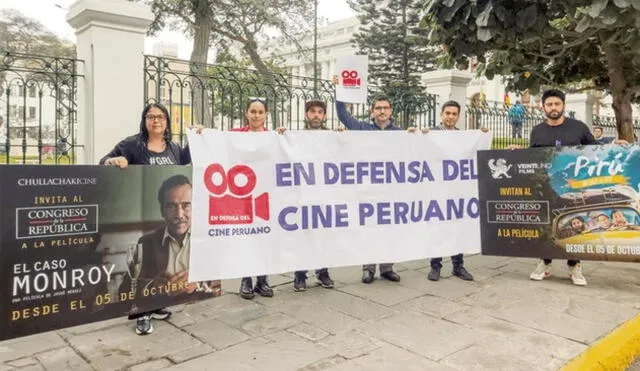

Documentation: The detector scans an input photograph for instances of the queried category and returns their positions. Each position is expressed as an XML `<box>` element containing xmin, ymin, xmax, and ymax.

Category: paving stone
<box><xmin>325</xmin><ymin>344</ymin><xmax>458</xmax><ymax>371</ymax></box>
<box><xmin>442</xmin><ymin>329</ymin><xmax>586</xmax><ymax>371</ymax></box>
<box><xmin>308</xmin><ymin>289</ymin><xmax>392</xmax><ymax>322</ymax></box>
<box><xmin>166</xmin><ymin>343</ymin><xmax>214</xmax><ymax>364</ymax></box>
<box><xmin>66</xmin><ymin>321</ymin><xmax>201</xmax><ymax>371</ymax></box>
<box><xmin>489</xmin><ymin>292</ymin><xmax>639</xmax><ymax>343</ymax></box>
<box><xmin>240</xmin><ymin>312</ymin><xmax>300</xmax><ymax>336</ymax></box>
<box><xmin>35</xmin><ymin>346</ymin><xmax>91</xmax><ymax>370</ymax></box>
<box><xmin>316</xmin><ymin>329</ymin><xmax>385</xmax><ymax>359</ymax></box>
<box><xmin>163</xmin><ymin>331</ymin><xmax>334</xmax><ymax>371</ymax></box>
<box><xmin>394</xmin><ymin>294</ymin><xmax>471</xmax><ymax>318</ymax></box>
<box><xmin>356</xmin><ymin>312</ymin><xmax>490</xmax><ymax>361</ymax></box>
<box><xmin>298</xmin><ymin>355</ymin><xmax>347</xmax><ymax>370</ymax></box>
<box><xmin>283</xmin><ymin>303</ymin><xmax>366</xmax><ymax>334</ymax></box>
<box><xmin>128</xmin><ymin>358</ymin><xmax>173</xmax><ymax>371</ymax></box>
<box><xmin>182</xmin><ymin>318</ymin><xmax>249</xmax><ymax>350</ymax></box>
<box><xmin>6</xmin><ymin>357</ymin><xmax>38</xmax><ymax>368</ymax></box>
<box><xmin>338</xmin><ymin>281</ymin><xmax>424</xmax><ymax>307</ymax></box>
<box><xmin>0</xmin><ymin>333</ymin><xmax>65</xmax><ymax>362</ymax></box>
<box><xmin>60</xmin><ymin>317</ymin><xmax>129</xmax><ymax>337</ymax></box>
<box><xmin>286</xmin><ymin>323</ymin><xmax>329</xmax><ymax>342</ymax></box>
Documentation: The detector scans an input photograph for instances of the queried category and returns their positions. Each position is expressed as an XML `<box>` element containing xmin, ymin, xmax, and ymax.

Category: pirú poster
<box><xmin>479</xmin><ymin>144</ymin><xmax>640</xmax><ymax>262</ymax></box>
<box><xmin>187</xmin><ymin>130</ymin><xmax>493</xmax><ymax>281</ymax></box>
<box><xmin>0</xmin><ymin>165</ymin><xmax>220</xmax><ymax>341</ymax></box>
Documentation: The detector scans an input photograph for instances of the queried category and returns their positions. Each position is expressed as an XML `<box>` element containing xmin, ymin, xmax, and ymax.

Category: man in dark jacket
<box><xmin>335</xmin><ymin>97</ymin><xmax>402</xmax><ymax>284</ymax></box>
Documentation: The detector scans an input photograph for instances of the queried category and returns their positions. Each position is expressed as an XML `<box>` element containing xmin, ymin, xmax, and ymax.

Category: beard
<box><xmin>545</xmin><ymin>110</ymin><xmax>564</xmax><ymax>119</ymax></box>
<box><xmin>305</xmin><ymin>118</ymin><xmax>324</xmax><ymax>129</ymax></box>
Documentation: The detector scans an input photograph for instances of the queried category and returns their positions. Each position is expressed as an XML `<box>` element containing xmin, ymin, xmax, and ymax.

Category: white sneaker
<box><xmin>569</xmin><ymin>263</ymin><xmax>587</xmax><ymax>286</ymax></box>
<box><xmin>530</xmin><ymin>259</ymin><xmax>552</xmax><ymax>281</ymax></box>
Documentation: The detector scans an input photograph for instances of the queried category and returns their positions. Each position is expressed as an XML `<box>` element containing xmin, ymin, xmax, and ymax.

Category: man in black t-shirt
<box><xmin>509</xmin><ymin>89</ymin><xmax>626</xmax><ymax>286</ymax></box>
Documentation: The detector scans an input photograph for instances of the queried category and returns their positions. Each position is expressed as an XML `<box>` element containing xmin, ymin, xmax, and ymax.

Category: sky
<box><xmin>1</xmin><ymin>0</ymin><xmax>356</xmax><ymax>59</ymax></box>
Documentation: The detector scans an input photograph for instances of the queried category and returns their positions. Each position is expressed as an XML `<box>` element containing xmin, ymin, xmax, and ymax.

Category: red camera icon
<box><xmin>204</xmin><ymin>163</ymin><xmax>270</xmax><ymax>225</ymax></box>
<box><xmin>341</xmin><ymin>70</ymin><xmax>361</xmax><ymax>87</ymax></box>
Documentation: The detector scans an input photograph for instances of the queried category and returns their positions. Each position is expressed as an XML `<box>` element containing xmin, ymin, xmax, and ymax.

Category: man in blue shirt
<box><xmin>336</xmin><ymin>97</ymin><xmax>402</xmax><ymax>284</ymax></box>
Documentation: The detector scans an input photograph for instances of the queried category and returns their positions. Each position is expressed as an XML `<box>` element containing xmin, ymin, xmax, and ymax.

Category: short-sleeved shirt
<box><xmin>529</xmin><ymin>118</ymin><xmax>597</xmax><ymax>148</ymax></box>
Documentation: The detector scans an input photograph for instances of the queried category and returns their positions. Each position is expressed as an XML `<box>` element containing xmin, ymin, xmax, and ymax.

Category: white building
<box><xmin>263</xmin><ymin>17</ymin><xmax>359</xmax><ymax>81</ymax></box>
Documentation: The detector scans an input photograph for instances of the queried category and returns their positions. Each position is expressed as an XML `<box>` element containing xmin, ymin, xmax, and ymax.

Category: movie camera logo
<box><xmin>16</xmin><ymin>205</ymin><xmax>99</xmax><ymax>239</ymax></box>
<box><xmin>486</xmin><ymin>200</ymin><xmax>550</xmax><ymax>224</ymax></box>
<box><xmin>204</xmin><ymin>163</ymin><xmax>270</xmax><ymax>225</ymax></box>
<box><xmin>488</xmin><ymin>158</ymin><xmax>551</xmax><ymax>178</ymax></box>
<box><xmin>340</xmin><ymin>70</ymin><xmax>361</xmax><ymax>88</ymax></box>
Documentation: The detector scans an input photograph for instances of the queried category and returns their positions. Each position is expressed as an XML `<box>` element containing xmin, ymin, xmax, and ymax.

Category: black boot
<box><xmin>240</xmin><ymin>277</ymin><xmax>254</xmax><ymax>299</ymax></box>
<box><xmin>428</xmin><ymin>266</ymin><xmax>441</xmax><ymax>281</ymax></box>
<box><xmin>316</xmin><ymin>270</ymin><xmax>334</xmax><ymax>289</ymax></box>
<box><xmin>452</xmin><ymin>265</ymin><xmax>474</xmax><ymax>281</ymax></box>
<box><xmin>293</xmin><ymin>272</ymin><xmax>307</xmax><ymax>292</ymax></box>
<box><xmin>254</xmin><ymin>275</ymin><xmax>274</xmax><ymax>297</ymax></box>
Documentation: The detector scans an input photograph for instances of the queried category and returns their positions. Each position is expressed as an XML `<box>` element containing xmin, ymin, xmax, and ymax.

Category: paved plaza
<box><xmin>1</xmin><ymin>255</ymin><xmax>639</xmax><ymax>370</ymax></box>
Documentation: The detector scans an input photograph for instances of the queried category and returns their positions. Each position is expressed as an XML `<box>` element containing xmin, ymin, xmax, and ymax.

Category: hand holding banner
<box><xmin>334</xmin><ymin>55</ymin><xmax>369</xmax><ymax>104</ymax></box>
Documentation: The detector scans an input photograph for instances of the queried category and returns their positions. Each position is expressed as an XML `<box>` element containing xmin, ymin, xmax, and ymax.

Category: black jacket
<box><xmin>99</xmin><ymin>134</ymin><xmax>191</xmax><ymax>165</ymax></box>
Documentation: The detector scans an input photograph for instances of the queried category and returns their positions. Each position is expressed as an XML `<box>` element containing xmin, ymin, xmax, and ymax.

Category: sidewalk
<box><xmin>1</xmin><ymin>255</ymin><xmax>639</xmax><ymax>371</ymax></box>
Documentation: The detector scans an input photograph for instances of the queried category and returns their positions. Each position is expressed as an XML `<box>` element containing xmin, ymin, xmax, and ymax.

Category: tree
<box><xmin>349</xmin><ymin>0</ymin><xmax>437</xmax><ymax>127</ymax></box>
<box><xmin>148</xmin><ymin>0</ymin><xmax>312</xmax><ymax>126</ymax></box>
<box><xmin>422</xmin><ymin>0</ymin><xmax>640</xmax><ymax>140</ymax></box>
<box><xmin>208</xmin><ymin>51</ymin><xmax>287</xmax><ymax>127</ymax></box>
<box><xmin>0</xmin><ymin>9</ymin><xmax>75</xmax><ymax>57</ymax></box>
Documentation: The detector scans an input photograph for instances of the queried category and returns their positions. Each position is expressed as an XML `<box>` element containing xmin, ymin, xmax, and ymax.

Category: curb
<box><xmin>560</xmin><ymin>314</ymin><xmax>640</xmax><ymax>371</ymax></box>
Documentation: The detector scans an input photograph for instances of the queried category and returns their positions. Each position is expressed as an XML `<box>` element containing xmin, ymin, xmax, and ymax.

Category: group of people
<box><xmin>560</xmin><ymin>209</ymin><xmax>639</xmax><ymax>239</ymax></box>
<box><xmin>100</xmin><ymin>87</ymin><xmax>627</xmax><ymax>335</ymax></box>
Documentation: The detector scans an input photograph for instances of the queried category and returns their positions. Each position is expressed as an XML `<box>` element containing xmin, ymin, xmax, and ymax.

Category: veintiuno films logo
<box><xmin>488</xmin><ymin>158</ymin><xmax>512</xmax><ymax>179</ymax></box>
<box><xmin>204</xmin><ymin>163</ymin><xmax>270</xmax><ymax>225</ymax></box>
<box><xmin>341</xmin><ymin>70</ymin><xmax>361</xmax><ymax>88</ymax></box>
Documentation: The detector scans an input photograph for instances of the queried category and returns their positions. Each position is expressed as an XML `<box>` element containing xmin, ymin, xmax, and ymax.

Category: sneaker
<box><xmin>316</xmin><ymin>272</ymin><xmax>334</xmax><ymax>289</ymax></box>
<box><xmin>294</xmin><ymin>273</ymin><xmax>307</xmax><ymax>292</ymax></box>
<box><xmin>569</xmin><ymin>264</ymin><xmax>587</xmax><ymax>286</ymax></box>
<box><xmin>151</xmin><ymin>308</ymin><xmax>172</xmax><ymax>320</ymax></box>
<box><xmin>135</xmin><ymin>315</ymin><xmax>153</xmax><ymax>335</ymax></box>
<box><xmin>530</xmin><ymin>259</ymin><xmax>552</xmax><ymax>281</ymax></box>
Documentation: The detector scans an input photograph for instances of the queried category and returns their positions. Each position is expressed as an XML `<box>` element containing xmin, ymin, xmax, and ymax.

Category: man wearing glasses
<box><xmin>335</xmin><ymin>97</ymin><xmax>402</xmax><ymax>284</ymax></box>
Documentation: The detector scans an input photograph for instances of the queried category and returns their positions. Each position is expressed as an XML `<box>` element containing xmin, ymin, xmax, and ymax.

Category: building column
<box><xmin>67</xmin><ymin>0</ymin><xmax>153</xmax><ymax>164</ymax></box>
<box><xmin>565</xmin><ymin>93</ymin><xmax>597</xmax><ymax>128</ymax></box>
<box><xmin>422</xmin><ymin>70</ymin><xmax>473</xmax><ymax>129</ymax></box>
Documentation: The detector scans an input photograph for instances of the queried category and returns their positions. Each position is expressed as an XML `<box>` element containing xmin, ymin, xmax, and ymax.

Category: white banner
<box><xmin>186</xmin><ymin>130</ymin><xmax>492</xmax><ymax>281</ymax></box>
<box><xmin>334</xmin><ymin>55</ymin><xmax>368</xmax><ymax>104</ymax></box>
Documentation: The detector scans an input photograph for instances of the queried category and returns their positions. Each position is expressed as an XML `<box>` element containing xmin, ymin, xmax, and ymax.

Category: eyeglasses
<box><xmin>146</xmin><ymin>114</ymin><xmax>166</xmax><ymax>121</ymax></box>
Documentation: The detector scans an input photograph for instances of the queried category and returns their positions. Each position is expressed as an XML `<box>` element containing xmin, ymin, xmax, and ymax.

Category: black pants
<box><xmin>431</xmin><ymin>253</ymin><xmax>463</xmax><ymax>268</ymax></box>
<box><xmin>242</xmin><ymin>275</ymin><xmax>267</xmax><ymax>281</ymax></box>
<box><xmin>295</xmin><ymin>268</ymin><xmax>328</xmax><ymax>276</ymax></box>
<box><xmin>543</xmin><ymin>259</ymin><xmax>579</xmax><ymax>266</ymax></box>
<box><xmin>128</xmin><ymin>308</ymin><xmax>162</xmax><ymax>320</ymax></box>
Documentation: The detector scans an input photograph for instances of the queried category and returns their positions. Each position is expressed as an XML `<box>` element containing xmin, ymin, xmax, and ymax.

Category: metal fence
<box><xmin>143</xmin><ymin>55</ymin><xmax>438</xmax><ymax>145</ymax></box>
<box><xmin>0</xmin><ymin>50</ymin><xmax>82</xmax><ymax>164</ymax></box>
<box><xmin>465</xmin><ymin>100</ymin><xmax>577</xmax><ymax>149</ymax></box>
<box><xmin>592</xmin><ymin>115</ymin><xmax>640</xmax><ymax>140</ymax></box>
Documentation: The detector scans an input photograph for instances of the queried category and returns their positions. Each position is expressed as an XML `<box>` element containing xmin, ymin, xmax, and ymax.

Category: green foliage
<box><xmin>423</xmin><ymin>0</ymin><xmax>640</xmax><ymax>96</ymax></box>
<box><xmin>423</xmin><ymin>0</ymin><xmax>640</xmax><ymax>138</ymax></box>
<box><xmin>208</xmin><ymin>51</ymin><xmax>287</xmax><ymax>119</ymax></box>
<box><xmin>349</xmin><ymin>0</ymin><xmax>437</xmax><ymax>125</ymax></box>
